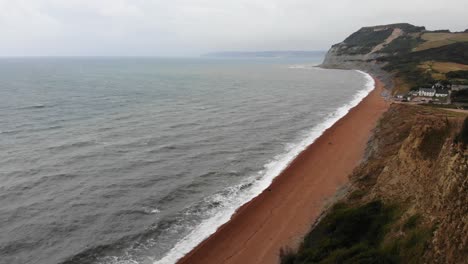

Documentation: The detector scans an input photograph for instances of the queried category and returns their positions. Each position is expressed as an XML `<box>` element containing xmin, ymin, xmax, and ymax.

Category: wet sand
<box><xmin>177</xmin><ymin>78</ymin><xmax>389</xmax><ymax>264</ymax></box>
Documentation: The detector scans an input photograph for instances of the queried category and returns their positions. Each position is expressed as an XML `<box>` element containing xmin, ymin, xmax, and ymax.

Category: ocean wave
<box><xmin>153</xmin><ymin>71</ymin><xmax>375</xmax><ymax>264</ymax></box>
<box><xmin>18</xmin><ymin>104</ymin><xmax>54</xmax><ymax>110</ymax></box>
<box><xmin>287</xmin><ymin>64</ymin><xmax>321</xmax><ymax>70</ymax></box>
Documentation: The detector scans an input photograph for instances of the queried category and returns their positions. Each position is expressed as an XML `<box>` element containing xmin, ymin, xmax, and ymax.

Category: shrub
<box><xmin>403</xmin><ymin>214</ymin><xmax>422</xmax><ymax>230</ymax></box>
<box><xmin>454</xmin><ymin>117</ymin><xmax>468</xmax><ymax>147</ymax></box>
<box><xmin>282</xmin><ymin>201</ymin><xmax>397</xmax><ymax>264</ymax></box>
<box><xmin>446</xmin><ymin>70</ymin><xmax>468</xmax><ymax>79</ymax></box>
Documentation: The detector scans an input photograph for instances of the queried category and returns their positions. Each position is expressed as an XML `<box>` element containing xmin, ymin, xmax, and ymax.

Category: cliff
<box><xmin>282</xmin><ymin>23</ymin><xmax>468</xmax><ymax>263</ymax></box>
<box><xmin>321</xmin><ymin>23</ymin><xmax>468</xmax><ymax>93</ymax></box>
<box><xmin>350</xmin><ymin>105</ymin><xmax>467</xmax><ymax>263</ymax></box>
<box><xmin>282</xmin><ymin>104</ymin><xmax>468</xmax><ymax>264</ymax></box>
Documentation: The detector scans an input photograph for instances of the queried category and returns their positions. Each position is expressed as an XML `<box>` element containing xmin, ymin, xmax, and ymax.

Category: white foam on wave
<box><xmin>153</xmin><ymin>70</ymin><xmax>375</xmax><ymax>264</ymax></box>
<box><xmin>287</xmin><ymin>64</ymin><xmax>322</xmax><ymax>70</ymax></box>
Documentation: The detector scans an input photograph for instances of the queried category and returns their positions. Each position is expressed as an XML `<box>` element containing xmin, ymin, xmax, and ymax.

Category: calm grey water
<box><xmin>0</xmin><ymin>57</ymin><xmax>371</xmax><ymax>264</ymax></box>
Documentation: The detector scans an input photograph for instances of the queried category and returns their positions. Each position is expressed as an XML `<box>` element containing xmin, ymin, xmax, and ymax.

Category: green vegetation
<box><xmin>454</xmin><ymin>117</ymin><xmax>468</xmax><ymax>147</ymax></box>
<box><xmin>281</xmin><ymin>201</ymin><xmax>433</xmax><ymax>264</ymax></box>
<box><xmin>403</xmin><ymin>214</ymin><xmax>422</xmax><ymax>231</ymax></box>
<box><xmin>384</xmin><ymin>61</ymin><xmax>434</xmax><ymax>89</ymax></box>
<box><xmin>381</xmin><ymin>36</ymin><xmax>423</xmax><ymax>54</ymax></box>
<box><xmin>446</xmin><ymin>70</ymin><xmax>468</xmax><ymax>79</ymax></box>
<box><xmin>452</xmin><ymin>89</ymin><xmax>468</xmax><ymax>104</ymax></box>
<box><xmin>382</xmin><ymin>228</ymin><xmax>432</xmax><ymax>264</ymax></box>
<box><xmin>380</xmin><ymin>42</ymin><xmax>468</xmax><ymax>90</ymax></box>
<box><xmin>416</xmin><ymin>32</ymin><xmax>468</xmax><ymax>51</ymax></box>
<box><xmin>340</xmin><ymin>28</ymin><xmax>394</xmax><ymax>55</ymax></box>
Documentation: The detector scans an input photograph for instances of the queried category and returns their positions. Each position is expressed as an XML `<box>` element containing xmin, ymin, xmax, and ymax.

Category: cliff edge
<box><xmin>321</xmin><ymin>23</ymin><xmax>468</xmax><ymax>94</ymax></box>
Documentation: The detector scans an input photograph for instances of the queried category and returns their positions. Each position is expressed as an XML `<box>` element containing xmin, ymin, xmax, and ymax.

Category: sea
<box><xmin>0</xmin><ymin>57</ymin><xmax>374</xmax><ymax>264</ymax></box>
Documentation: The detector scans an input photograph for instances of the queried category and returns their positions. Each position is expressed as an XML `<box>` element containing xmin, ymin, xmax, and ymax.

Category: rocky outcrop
<box><xmin>349</xmin><ymin>104</ymin><xmax>468</xmax><ymax>263</ymax></box>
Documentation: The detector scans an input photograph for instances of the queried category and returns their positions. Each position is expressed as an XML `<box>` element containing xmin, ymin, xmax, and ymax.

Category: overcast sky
<box><xmin>1</xmin><ymin>0</ymin><xmax>467</xmax><ymax>56</ymax></box>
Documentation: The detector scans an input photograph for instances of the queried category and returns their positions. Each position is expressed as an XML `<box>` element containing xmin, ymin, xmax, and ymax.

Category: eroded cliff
<box><xmin>281</xmin><ymin>104</ymin><xmax>467</xmax><ymax>264</ymax></box>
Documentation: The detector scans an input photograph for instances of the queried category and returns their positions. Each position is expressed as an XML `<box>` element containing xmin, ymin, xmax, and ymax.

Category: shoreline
<box><xmin>174</xmin><ymin>75</ymin><xmax>389</xmax><ymax>264</ymax></box>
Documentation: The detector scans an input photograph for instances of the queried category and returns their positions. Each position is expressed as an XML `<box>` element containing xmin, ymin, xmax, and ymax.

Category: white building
<box><xmin>435</xmin><ymin>89</ymin><xmax>449</xmax><ymax>97</ymax></box>
<box><xmin>432</xmin><ymin>82</ymin><xmax>444</xmax><ymax>89</ymax></box>
<box><xmin>418</xmin><ymin>88</ymin><xmax>436</xmax><ymax>97</ymax></box>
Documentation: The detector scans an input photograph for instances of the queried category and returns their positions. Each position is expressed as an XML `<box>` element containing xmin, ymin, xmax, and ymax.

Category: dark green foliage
<box><xmin>349</xmin><ymin>189</ymin><xmax>366</xmax><ymax>200</ymax></box>
<box><xmin>280</xmin><ymin>248</ymin><xmax>297</xmax><ymax>264</ymax></box>
<box><xmin>383</xmin><ymin>61</ymin><xmax>435</xmax><ymax>89</ymax></box>
<box><xmin>432</xmin><ymin>30</ymin><xmax>451</xmax><ymax>33</ymax></box>
<box><xmin>344</xmin><ymin>28</ymin><xmax>393</xmax><ymax>46</ymax></box>
<box><xmin>382</xmin><ymin>228</ymin><xmax>433</xmax><ymax>264</ymax></box>
<box><xmin>381</xmin><ymin>36</ymin><xmax>424</xmax><ymax>54</ymax></box>
<box><xmin>380</xmin><ymin>42</ymin><xmax>468</xmax><ymax>89</ymax></box>
<box><xmin>341</xmin><ymin>28</ymin><xmax>394</xmax><ymax>55</ymax></box>
<box><xmin>336</xmin><ymin>24</ymin><xmax>424</xmax><ymax>56</ymax></box>
<box><xmin>382</xmin><ymin>42</ymin><xmax>468</xmax><ymax>65</ymax></box>
<box><xmin>454</xmin><ymin>117</ymin><xmax>468</xmax><ymax>146</ymax></box>
<box><xmin>282</xmin><ymin>201</ymin><xmax>397</xmax><ymax>264</ymax></box>
<box><xmin>446</xmin><ymin>70</ymin><xmax>468</xmax><ymax>79</ymax></box>
<box><xmin>281</xmin><ymin>200</ymin><xmax>435</xmax><ymax>264</ymax></box>
<box><xmin>452</xmin><ymin>89</ymin><xmax>468</xmax><ymax>103</ymax></box>
<box><xmin>403</xmin><ymin>214</ymin><xmax>422</xmax><ymax>230</ymax></box>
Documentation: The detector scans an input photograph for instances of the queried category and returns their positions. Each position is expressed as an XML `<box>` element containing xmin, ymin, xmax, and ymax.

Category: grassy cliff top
<box><xmin>327</xmin><ymin>23</ymin><xmax>468</xmax><ymax>94</ymax></box>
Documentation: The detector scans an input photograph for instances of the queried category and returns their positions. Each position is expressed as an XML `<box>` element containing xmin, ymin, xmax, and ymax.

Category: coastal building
<box><xmin>409</xmin><ymin>90</ymin><xmax>419</xmax><ymax>97</ymax></box>
<box><xmin>418</xmin><ymin>88</ymin><xmax>436</xmax><ymax>97</ymax></box>
<box><xmin>435</xmin><ymin>89</ymin><xmax>449</xmax><ymax>97</ymax></box>
<box><xmin>432</xmin><ymin>82</ymin><xmax>445</xmax><ymax>89</ymax></box>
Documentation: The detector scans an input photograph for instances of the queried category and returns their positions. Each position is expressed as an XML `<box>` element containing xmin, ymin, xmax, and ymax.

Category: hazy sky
<box><xmin>1</xmin><ymin>0</ymin><xmax>467</xmax><ymax>56</ymax></box>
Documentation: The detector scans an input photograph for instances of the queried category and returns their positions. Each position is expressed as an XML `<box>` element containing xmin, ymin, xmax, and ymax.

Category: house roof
<box><xmin>436</xmin><ymin>89</ymin><xmax>449</xmax><ymax>94</ymax></box>
<box><xmin>419</xmin><ymin>88</ymin><xmax>435</xmax><ymax>92</ymax></box>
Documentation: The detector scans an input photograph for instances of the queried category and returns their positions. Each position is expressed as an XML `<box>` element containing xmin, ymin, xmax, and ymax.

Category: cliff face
<box><xmin>321</xmin><ymin>23</ymin><xmax>468</xmax><ymax>94</ymax></box>
<box><xmin>322</xmin><ymin>23</ymin><xmax>424</xmax><ymax>67</ymax></box>
<box><xmin>321</xmin><ymin>23</ymin><xmax>427</xmax><ymax>89</ymax></box>
<box><xmin>281</xmin><ymin>104</ymin><xmax>467</xmax><ymax>264</ymax></box>
<box><xmin>351</xmin><ymin>104</ymin><xmax>467</xmax><ymax>263</ymax></box>
<box><xmin>283</xmin><ymin>23</ymin><xmax>468</xmax><ymax>264</ymax></box>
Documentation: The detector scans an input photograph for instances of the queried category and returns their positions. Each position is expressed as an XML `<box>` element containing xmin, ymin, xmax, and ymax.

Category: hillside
<box><xmin>282</xmin><ymin>104</ymin><xmax>468</xmax><ymax>264</ymax></box>
<box><xmin>321</xmin><ymin>23</ymin><xmax>468</xmax><ymax>94</ymax></box>
<box><xmin>282</xmin><ymin>24</ymin><xmax>468</xmax><ymax>264</ymax></box>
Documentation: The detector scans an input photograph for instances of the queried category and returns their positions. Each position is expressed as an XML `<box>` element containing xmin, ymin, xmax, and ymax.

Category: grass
<box><xmin>281</xmin><ymin>201</ymin><xmax>435</xmax><ymax>264</ymax></box>
<box><xmin>432</xmin><ymin>62</ymin><xmax>468</xmax><ymax>72</ymax></box>
<box><xmin>403</xmin><ymin>214</ymin><xmax>422</xmax><ymax>230</ymax></box>
<box><xmin>415</xmin><ymin>32</ymin><xmax>468</xmax><ymax>51</ymax></box>
<box><xmin>418</xmin><ymin>61</ymin><xmax>468</xmax><ymax>80</ymax></box>
<box><xmin>381</xmin><ymin>35</ymin><xmax>423</xmax><ymax>54</ymax></box>
<box><xmin>454</xmin><ymin>117</ymin><xmax>468</xmax><ymax>147</ymax></box>
<box><xmin>452</xmin><ymin>89</ymin><xmax>468</xmax><ymax>104</ymax></box>
<box><xmin>382</xmin><ymin>228</ymin><xmax>433</xmax><ymax>264</ymax></box>
<box><xmin>381</xmin><ymin>42</ymin><xmax>468</xmax><ymax>90</ymax></box>
<box><xmin>392</xmin><ymin>77</ymin><xmax>413</xmax><ymax>95</ymax></box>
<box><xmin>281</xmin><ymin>201</ymin><xmax>401</xmax><ymax>264</ymax></box>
